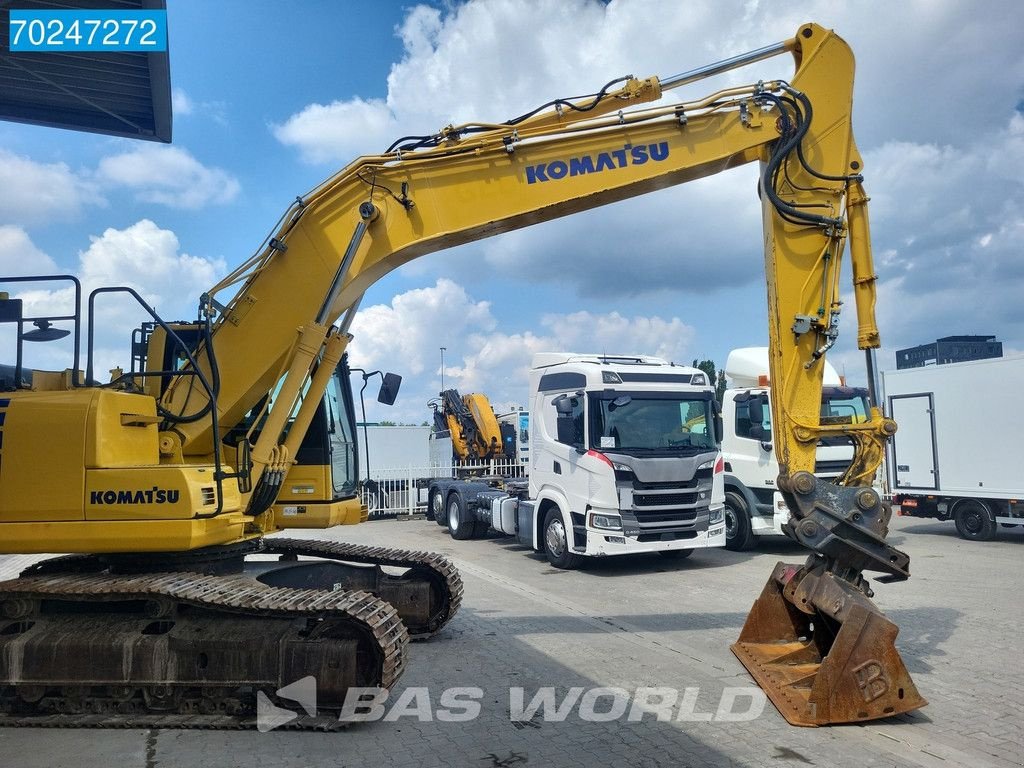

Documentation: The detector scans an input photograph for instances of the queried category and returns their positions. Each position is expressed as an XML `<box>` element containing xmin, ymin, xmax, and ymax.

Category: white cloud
<box><xmin>172</xmin><ymin>87</ymin><xmax>194</xmax><ymax>115</ymax></box>
<box><xmin>0</xmin><ymin>149</ymin><xmax>103</xmax><ymax>225</ymax></box>
<box><xmin>348</xmin><ymin>278</ymin><xmax>494</xmax><ymax>377</ymax></box>
<box><xmin>97</xmin><ymin>145</ymin><xmax>240</xmax><ymax>209</ymax></box>
<box><xmin>9</xmin><ymin>220</ymin><xmax>226</xmax><ymax>377</ymax></box>
<box><xmin>854</xmin><ymin>115</ymin><xmax>1024</xmax><ymax>359</ymax></box>
<box><xmin>348</xmin><ymin>278</ymin><xmax>697</xmax><ymax>423</ymax></box>
<box><xmin>272</xmin><ymin>97</ymin><xmax>397</xmax><ymax>164</ymax></box>
<box><xmin>0</xmin><ymin>226</ymin><xmax>58</xmax><ymax>275</ymax></box>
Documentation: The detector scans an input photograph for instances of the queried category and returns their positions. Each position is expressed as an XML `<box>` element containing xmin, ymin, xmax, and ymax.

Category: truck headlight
<box><xmin>612</xmin><ymin>462</ymin><xmax>634</xmax><ymax>481</ymax></box>
<box><xmin>709</xmin><ymin>508</ymin><xmax>723</xmax><ymax>524</ymax></box>
<box><xmin>590</xmin><ymin>513</ymin><xmax>622</xmax><ymax>530</ymax></box>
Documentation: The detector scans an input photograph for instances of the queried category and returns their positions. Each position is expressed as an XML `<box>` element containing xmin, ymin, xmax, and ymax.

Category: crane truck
<box><xmin>429</xmin><ymin>389</ymin><xmax>509</xmax><ymax>461</ymax></box>
<box><xmin>721</xmin><ymin>348</ymin><xmax>872</xmax><ymax>550</ymax></box>
<box><xmin>0</xmin><ymin>23</ymin><xmax>923</xmax><ymax>728</ymax></box>
<box><xmin>428</xmin><ymin>354</ymin><xmax>726</xmax><ymax>567</ymax></box>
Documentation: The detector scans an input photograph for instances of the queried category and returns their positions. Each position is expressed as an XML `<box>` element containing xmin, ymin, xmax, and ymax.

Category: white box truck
<box><xmin>883</xmin><ymin>356</ymin><xmax>1024</xmax><ymax>540</ymax></box>
<box><xmin>427</xmin><ymin>353</ymin><xmax>727</xmax><ymax>568</ymax></box>
<box><xmin>720</xmin><ymin>348</ymin><xmax>872</xmax><ymax>550</ymax></box>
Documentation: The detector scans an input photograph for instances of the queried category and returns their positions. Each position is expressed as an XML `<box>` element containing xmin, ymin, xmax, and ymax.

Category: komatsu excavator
<box><xmin>0</xmin><ymin>23</ymin><xmax>924</xmax><ymax>728</ymax></box>
<box><xmin>430</xmin><ymin>389</ymin><xmax>505</xmax><ymax>461</ymax></box>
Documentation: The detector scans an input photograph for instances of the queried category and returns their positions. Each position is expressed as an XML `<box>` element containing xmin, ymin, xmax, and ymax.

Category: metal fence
<box><xmin>360</xmin><ymin>458</ymin><xmax>527</xmax><ymax>518</ymax></box>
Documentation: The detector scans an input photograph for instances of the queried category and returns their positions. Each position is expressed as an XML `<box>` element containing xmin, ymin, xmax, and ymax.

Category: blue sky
<box><xmin>2</xmin><ymin>0</ymin><xmax>1023</xmax><ymax>424</ymax></box>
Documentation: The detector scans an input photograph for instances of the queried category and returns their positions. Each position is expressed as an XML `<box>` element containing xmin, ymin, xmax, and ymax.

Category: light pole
<box><xmin>440</xmin><ymin>346</ymin><xmax>447</xmax><ymax>391</ymax></box>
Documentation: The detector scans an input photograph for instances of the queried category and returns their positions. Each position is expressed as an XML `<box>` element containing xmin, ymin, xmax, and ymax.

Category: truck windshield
<box><xmin>590</xmin><ymin>393</ymin><xmax>716</xmax><ymax>454</ymax></box>
<box><xmin>821</xmin><ymin>388</ymin><xmax>870</xmax><ymax>425</ymax></box>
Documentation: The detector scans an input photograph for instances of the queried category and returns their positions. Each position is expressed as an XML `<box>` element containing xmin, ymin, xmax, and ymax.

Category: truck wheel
<box><xmin>723</xmin><ymin>491</ymin><xmax>755</xmax><ymax>551</ymax></box>
<box><xmin>447</xmin><ymin>492</ymin><xmax>477</xmax><ymax>540</ymax></box>
<box><xmin>429</xmin><ymin>488</ymin><xmax>446</xmax><ymax>526</ymax></box>
<box><xmin>543</xmin><ymin>508</ymin><xmax>582</xmax><ymax>569</ymax></box>
<box><xmin>953</xmin><ymin>499</ymin><xmax>996</xmax><ymax>541</ymax></box>
<box><xmin>658</xmin><ymin>548</ymin><xmax>694</xmax><ymax>560</ymax></box>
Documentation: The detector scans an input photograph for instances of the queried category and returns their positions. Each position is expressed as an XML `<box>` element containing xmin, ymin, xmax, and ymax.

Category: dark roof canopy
<box><xmin>0</xmin><ymin>0</ymin><xmax>171</xmax><ymax>142</ymax></box>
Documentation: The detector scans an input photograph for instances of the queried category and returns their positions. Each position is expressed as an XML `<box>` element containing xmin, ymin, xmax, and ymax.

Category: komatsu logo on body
<box><xmin>525</xmin><ymin>141</ymin><xmax>670</xmax><ymax>184</ymax></box>
<box><xmin>90</xmin><ymin>488</ymin><xmax>180</xmax><ymax>505</ymax></box>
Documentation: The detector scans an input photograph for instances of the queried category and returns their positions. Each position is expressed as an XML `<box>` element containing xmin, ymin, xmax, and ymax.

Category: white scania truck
<box><xmin>427</xmin><ymin>353</ymin><xmax>726</xmax><ymax>568</ymax></box>
<box><xmin>720</xmin><ymin>348</ymin><xmax>872</xmax><ymax>550</ymax></box>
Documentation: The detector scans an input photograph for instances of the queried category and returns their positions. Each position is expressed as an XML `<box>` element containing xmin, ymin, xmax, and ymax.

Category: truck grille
<box><xmin>618</xmin><ymin>478</ymin><xmax>711</xmax><ymax>537</ymax></box>
<box><xmin>634</xmin><ymin>491</ymin><xmax>698</xmax><ymax>507</ymax></box>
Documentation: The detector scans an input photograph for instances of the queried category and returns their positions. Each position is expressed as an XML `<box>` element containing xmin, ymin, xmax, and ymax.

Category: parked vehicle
<box><xmin>720</xmin><ymin>348</ymin><xmax>870</xmax><ymax>550</ymax></box>
<box><xmin>883</xmin><ymin>356</ymin><xmax>1024</xmax><ymax>540</ymax></box>
<box><xmin>428</xmin><ymin>353</ymin><xmax>726</xmax><ymax>568</ymax></box>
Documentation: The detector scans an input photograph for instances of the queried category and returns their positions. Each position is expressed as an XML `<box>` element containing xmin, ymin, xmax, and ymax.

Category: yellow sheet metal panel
<box><xmin>0</xmin><ymin>391</ymin><xmax>88</xmax><ymax>522</ymax></box>
<box><xmin>276</xmin><ymin>463</ymin><xmax>332</xmax><ymax>502</ymax></box>
<box><xmin>272</xmin><ymin>497</ymin><xmax>364</xmax><ymax>529</ymax></box>
<box><xmin>0</xmin><ymin>515</ymin><xmax>252</xmax><ymax>554</ymax></box>
<box><xmin>86</xmin><ymin>390</ymin><xmax>160</xmax><ymax>468</ymax></box>
<box><xmin>84</xmin><ymin>465</ymin><xmax>241</xmax><ymax>521</ymax></box>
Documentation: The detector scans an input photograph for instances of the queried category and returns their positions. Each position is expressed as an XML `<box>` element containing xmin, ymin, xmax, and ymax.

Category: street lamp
<box><xmin>440</xmin><ymin>346</ymin><xmax>447</xmax><ymax>391</ymax></box>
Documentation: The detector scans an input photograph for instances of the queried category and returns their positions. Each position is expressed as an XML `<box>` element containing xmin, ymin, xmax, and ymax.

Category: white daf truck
<box><xmin>883</xmin><ymin>356</ymin><xmax>1024</xmax><ymax>540</ymax></box>
<box><xmin>427</xmin><ymin>353</ymin><xmax>726</xmax><ymax>568</ymax></box>
<box><xmin>720</xmin><ymin>347</ymin><xmax>872</xmax><ymax>550</ymax></box>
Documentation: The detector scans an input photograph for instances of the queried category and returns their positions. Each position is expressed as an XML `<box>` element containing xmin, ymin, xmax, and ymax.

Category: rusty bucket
<box><xmin>731</xmin><ymin>560</ymin><xmax>926</xmax><ymax>726</ymax></box>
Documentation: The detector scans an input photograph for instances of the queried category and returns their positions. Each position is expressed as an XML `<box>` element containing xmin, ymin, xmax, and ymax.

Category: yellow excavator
<box><xmin>0</xmin><ymin>23</ymin><xmax>923</xmax><ymax>728</ymax></box>
<box><xmin>430</xmin><ymin>389</ymin><xmax>506</xmax><ymax>461</ymax></box>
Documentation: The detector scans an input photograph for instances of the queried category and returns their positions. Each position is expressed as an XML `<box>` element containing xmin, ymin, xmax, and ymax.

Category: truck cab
<box><xmin>527</xmin><ymin>353</ymin><xmax>726</xmax><ymax>565</ymax></box>
<box><xmin>721</xmin><ymin>348</ymin><xmax>870</xmax><ymax>550</ymax></box>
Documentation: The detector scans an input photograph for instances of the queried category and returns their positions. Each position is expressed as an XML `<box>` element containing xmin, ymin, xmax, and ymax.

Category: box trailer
<box><xmin>883</xmin><ymin>356</ymin><xmax>1024</xmax><ymax>540</ymax></box>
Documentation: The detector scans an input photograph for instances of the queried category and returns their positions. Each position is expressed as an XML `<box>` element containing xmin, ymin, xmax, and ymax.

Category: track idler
<box><xmin>732</xmin><ymin>472</ymin><xmax>926</xmax><ymax>726</ymax></box>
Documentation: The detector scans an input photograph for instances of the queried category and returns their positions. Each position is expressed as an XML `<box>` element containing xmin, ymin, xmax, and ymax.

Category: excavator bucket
<box><xmin>731</xmin><ymin>561</ymin><xmax>926</xmax><ymax>726</ymax></box>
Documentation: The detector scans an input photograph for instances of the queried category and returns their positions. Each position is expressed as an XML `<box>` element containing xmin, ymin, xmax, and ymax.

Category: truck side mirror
<box><xmin>713</xmin><ymin>400</ymin><xmax>724</xmax><ymax>444</ymax></box>
<box><xmin>747</xmin><ymin>395</ymin><xmax>764</xmax><ymax>425</ymax></box>
<box><xmin>556</xmin><ymin>417</ymin><xmax>576</xmax><ymax>446</ymax></box>
<box><xmin>377</xmin><ymin>372</ymin><xmax>402</xmax><ymax>405</ymax></box>
<box><xmin>553</xmin><ymin>394</ymin><xmax>573</xmax><ymax>415</ymax></box>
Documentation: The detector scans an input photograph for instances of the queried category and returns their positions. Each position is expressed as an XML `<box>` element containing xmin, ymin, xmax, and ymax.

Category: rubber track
<box><xmin>0</xmin><ymin>571</ymin><xmax>408</xmax><ymax>730</ymax></box>
<box><xmin>262</xmin><ymin>538</ymin><xmax>464</xmax><ymax>637</ymax></box>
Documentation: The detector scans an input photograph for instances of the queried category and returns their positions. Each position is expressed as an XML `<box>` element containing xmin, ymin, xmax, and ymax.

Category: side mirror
<box><xmin>556</xmin><ymin>417</ymin><xmax>576</xmax><ymax>445</ymax></box>
<box><xmin>377</xmin><ymin>372</ymin><xmax>402</xmax><ymax>405</ymax></box>
<box><xmin>747</xmin><ymin>395</ymin><xmax>764</xmax><ymax>425</ymax></box>
<box><xmin>713</xmin><ymin>399</ymin><xmax>724</xmax><ymax>444</ymax></box>
<box><xmin>553</xmin><ymin>394</ymin><xmax>573</xmax><ymax>416</ymax></box>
